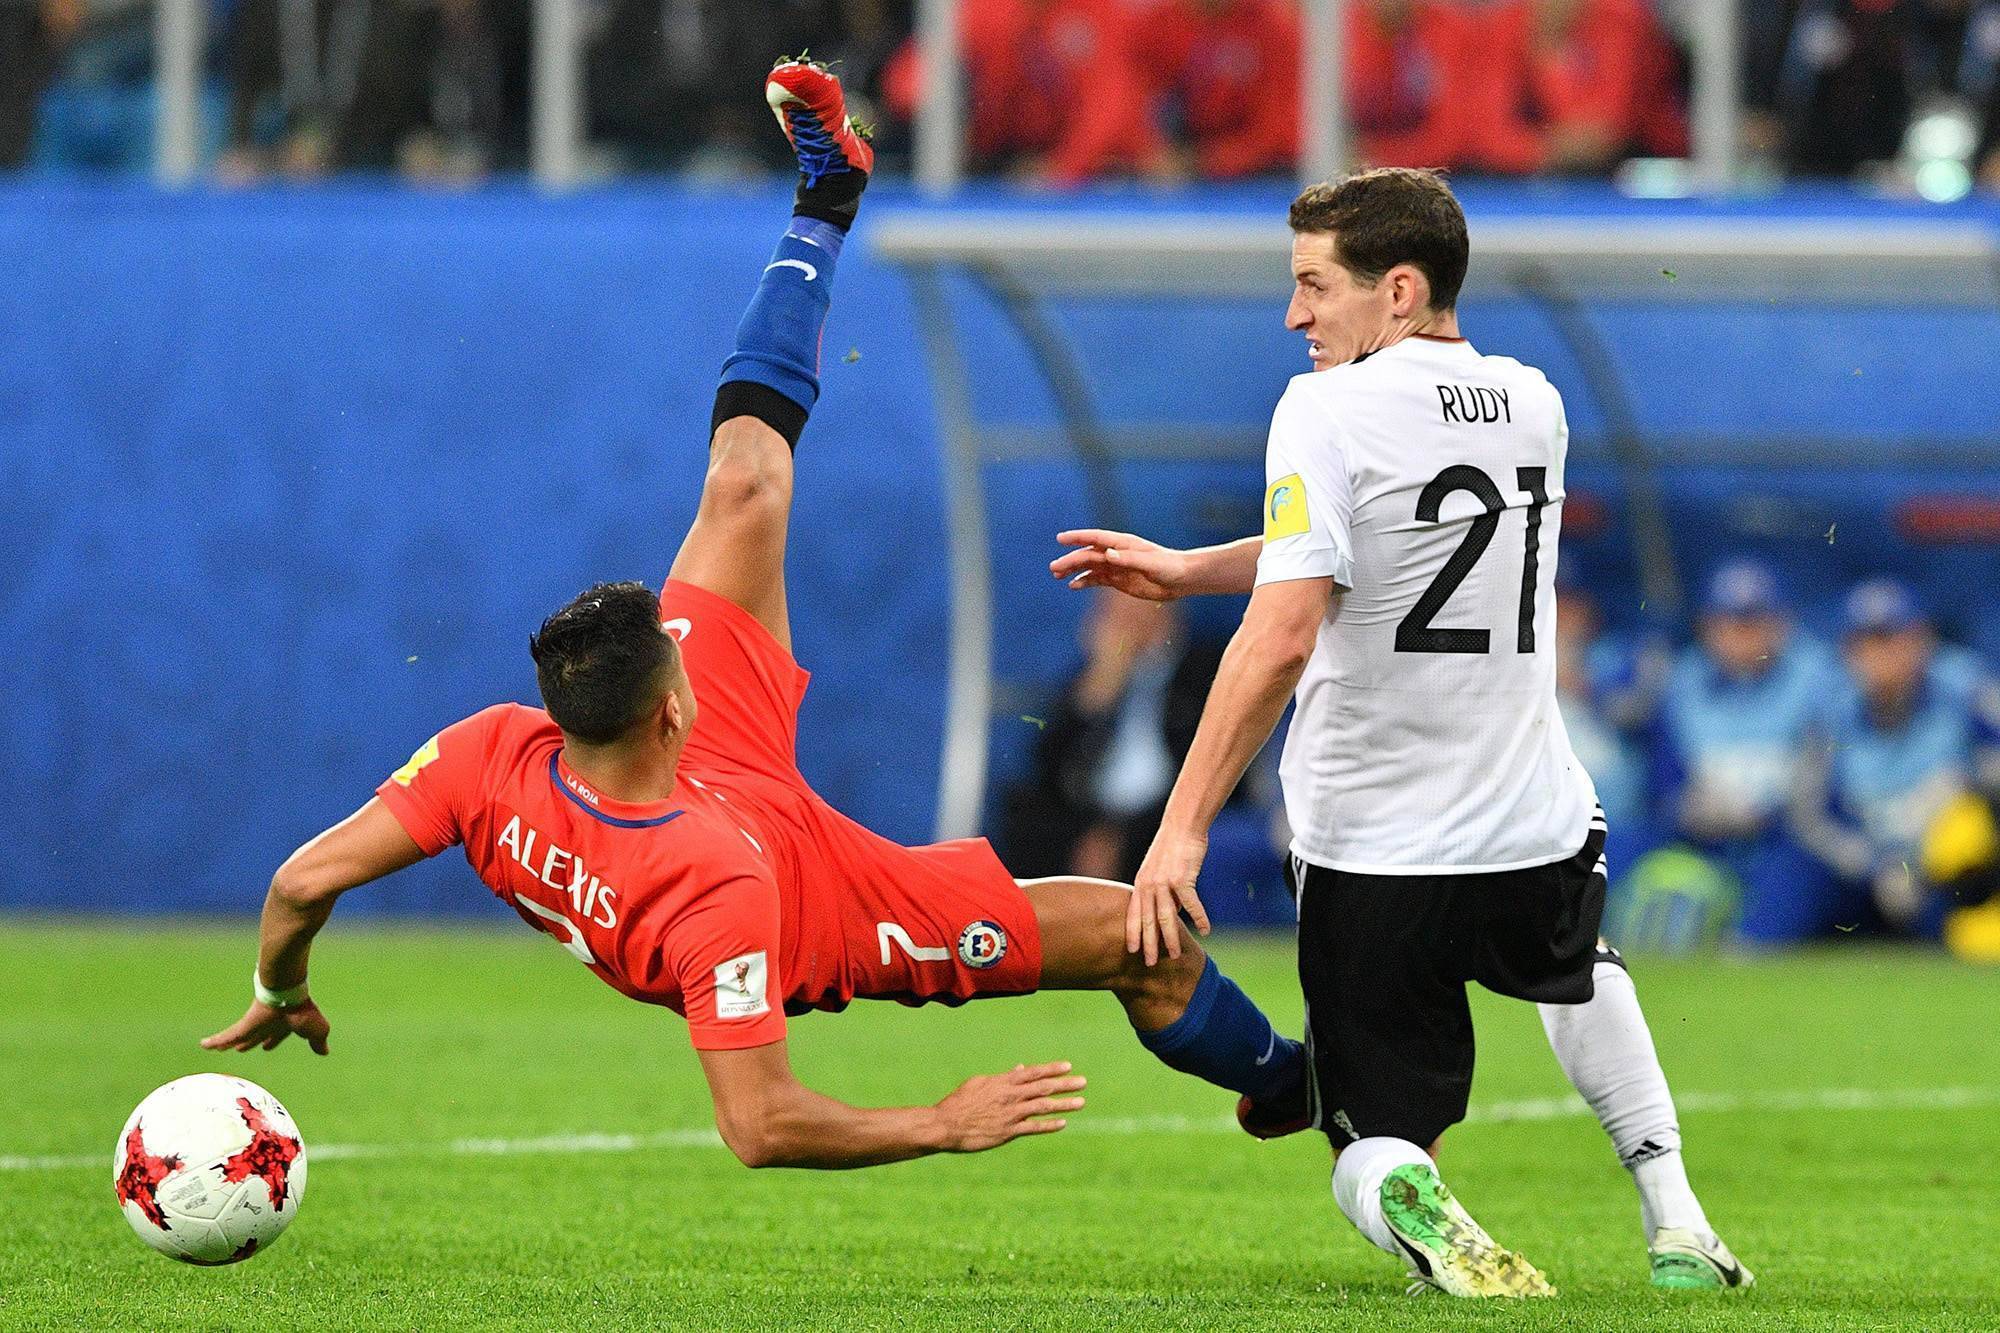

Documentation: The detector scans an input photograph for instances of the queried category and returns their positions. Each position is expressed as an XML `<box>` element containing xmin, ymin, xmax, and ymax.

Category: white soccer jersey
<box><xmin>1255</xmin><ymin>335</ymin><xmax>1598</xmax><ymax>874</ymax></box>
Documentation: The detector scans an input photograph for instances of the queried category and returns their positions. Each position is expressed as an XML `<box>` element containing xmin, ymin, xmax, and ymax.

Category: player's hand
<box><xmin>1050</xmin><ymin>530</ymin><xmax>1191</xmax><ymax>602</ymax></box>
<box><xmin>935</xmin><ymin>1061</ymin><xmax>1086</xmax><ymax>1152</ymax></box>
<box><xmin>200</xmin><ymin>1000</ymin><xmax>331</xmax><ymax>1056</ymax></box>
<box><xmin>1130</xmin><ymin>827</ymin><xmax>1211</xmax><ymax>965</ymax></box>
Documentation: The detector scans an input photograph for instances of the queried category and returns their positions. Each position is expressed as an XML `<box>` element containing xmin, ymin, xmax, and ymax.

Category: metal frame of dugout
<box><xmin>871</xmin><ymin>211</ymin><xmax>2000</xmax><ymax>842</ymax></box>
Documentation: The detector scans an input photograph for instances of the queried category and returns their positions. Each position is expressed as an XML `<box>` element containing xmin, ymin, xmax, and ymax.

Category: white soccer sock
<box><xmin>1331</xmin><ymin>1136</ymin><xmax>1435</xmax><ymax>1260</ymax></box>
<box><xmin>1631</xmin><ymin>1153</ymin><xmax>1709</xmax><ymax>1242</ymax></box>
<box><xmin>1539</xmin><ymin>958</ymin><xmax>1711</xmax><ymax>1241</ymax></box>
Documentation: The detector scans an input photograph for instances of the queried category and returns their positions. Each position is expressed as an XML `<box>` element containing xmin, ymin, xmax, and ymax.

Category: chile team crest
<box><xmin>957</xmin><ymin>920</ymin><xmax>1007</xmax><ymax>970</ymax></box>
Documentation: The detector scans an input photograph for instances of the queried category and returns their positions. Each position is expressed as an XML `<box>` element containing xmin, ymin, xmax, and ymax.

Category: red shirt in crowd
<box><xmin>1349</xmin><ymin>0</ymin><xmax>1683</xmax><ymax>175</ymax></box>
<box><xmin>885</xmin><ymin>0</ymin><xmax>1166</xmax><ymax>186</ymax></box>
<box><xmin>1347</xmin><ymin>0</ymin><xmax>1540</xmax><ymax>173</ymax></box>
<box><xmin>1511</xmin><ymin>0</ymin><xmax>1688</xmax><ymax>164</ymax></box>
<box><xmin>1141</xmin><ymin>0</ymin><xmax>1301</xmax><ymax>178</ymax></box>
<box><xmin>885</xmin><ymin>0</ymin><xmax>1685</xmax><ymax>182</ymax></box>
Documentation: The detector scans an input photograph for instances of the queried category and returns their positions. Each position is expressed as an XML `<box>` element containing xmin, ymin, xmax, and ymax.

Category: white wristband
<box><xmin>254</xmin><ymin>971</ymin><xmax>310</xmax><ymax>1009</ymax></box>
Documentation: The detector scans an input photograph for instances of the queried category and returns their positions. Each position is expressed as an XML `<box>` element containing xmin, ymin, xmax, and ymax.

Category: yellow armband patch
<box><xmin>1264</xmin><ymin>474</ymin><xmax>1310</xmax><ymax>540</ymax></box>
<box><xmin>389</xmin><ymin>735</ymin><xmax>441</xmax><ymax>787</ymax></box>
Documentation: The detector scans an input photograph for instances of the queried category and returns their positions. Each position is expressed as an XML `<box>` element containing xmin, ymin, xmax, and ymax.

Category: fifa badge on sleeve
<box><xmin>389</xmin><ymin>735</ymin><xmax>441</xmax><ymax>787</ymax></box>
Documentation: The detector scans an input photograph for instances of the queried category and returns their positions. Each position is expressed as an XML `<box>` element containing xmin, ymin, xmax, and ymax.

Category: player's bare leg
<box><xmin>1021</xmin><ymin>876</ymin><xmax>1307</xmax><ymax>1113</ymax></box>
<box><xmin>1026</xmin><ymin>876</ymin><xmax>1205</xmax><ymax>1028</ymax></box>
<box><xmin>667</xmin><ymin>57</ymin><xmax>873</xmax><ymax>653</ymax></box>
<box><xmin>669</xmin><ymin>417</ymin><xmax>796</xmax><ymax>650</ymax></box>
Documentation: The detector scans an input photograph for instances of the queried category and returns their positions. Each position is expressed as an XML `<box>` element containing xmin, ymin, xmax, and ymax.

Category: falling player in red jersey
<box><xmin>202</xmin><ymin>58</ymin><xmax>1308</xmax><ymax>1170</ymax></box>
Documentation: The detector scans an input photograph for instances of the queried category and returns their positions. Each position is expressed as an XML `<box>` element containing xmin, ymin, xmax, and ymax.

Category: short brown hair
<box><xmin>1289</xmin><ymin>168</ymin><xmax>1468</xmax><ymax>312</ymax></box>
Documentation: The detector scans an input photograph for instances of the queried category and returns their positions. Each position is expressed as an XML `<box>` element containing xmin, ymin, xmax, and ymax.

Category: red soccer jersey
<box><xmin>375</xmin><ymin>580</ymin><xmax>1042</xmax><ymax>1051</ymax></box>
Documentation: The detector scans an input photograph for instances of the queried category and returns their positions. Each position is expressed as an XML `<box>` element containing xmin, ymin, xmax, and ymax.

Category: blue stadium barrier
<box><xmin>2</xmin><ymin>178</ymin><xmax>1995</xmax><ymax>914</ymax></box>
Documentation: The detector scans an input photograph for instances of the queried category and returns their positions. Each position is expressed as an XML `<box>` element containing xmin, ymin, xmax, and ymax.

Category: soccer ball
<box><xmin>112</xmin><ymin>1073</ymin><xmax>307</xmax><ymax>1265</ymax></box>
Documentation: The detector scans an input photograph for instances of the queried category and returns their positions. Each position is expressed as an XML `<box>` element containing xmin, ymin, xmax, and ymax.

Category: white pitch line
<box><xmin>11</xmin><ymin>1084</ymin><xmax>1994</xmax><ymax>1174</ymax></box>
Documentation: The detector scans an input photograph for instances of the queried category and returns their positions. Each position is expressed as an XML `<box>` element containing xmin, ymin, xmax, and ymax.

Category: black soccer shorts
<box><xmin>1289</xmin><ymin>821</ymin><xmax>1609</xmax><ymax>1152</ymax></box>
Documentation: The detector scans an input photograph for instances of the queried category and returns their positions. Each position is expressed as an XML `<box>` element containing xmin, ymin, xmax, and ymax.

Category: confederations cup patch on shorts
<box><xmin>956</xmin><ymin>920</ymin><xmax>1007</xmax><ymax>970</ymax></box>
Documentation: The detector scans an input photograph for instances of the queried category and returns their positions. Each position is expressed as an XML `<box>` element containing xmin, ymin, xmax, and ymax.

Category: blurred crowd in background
<box><xmin>5</xmin><ymin>1</ymin><xmax>1994</xmax><ymax>952</ymax></box>
<box><xmin>4</xmin><ymin>0</ymin><xmax>2000</xmax><ymax>190</ymax></box>
<box><xmin>995</xmin><ymin>556</ymin><xmax>2000</xmax><ymax>959</ymax></box>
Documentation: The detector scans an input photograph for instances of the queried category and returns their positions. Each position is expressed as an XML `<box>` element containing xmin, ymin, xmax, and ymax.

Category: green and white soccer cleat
<box><xmin>1378</xmin><ymin>1162</ymin><xmax>1555</xmax><ymax>1298</ymax></box>
<box><xmin>1649</xmin><ymin>1227</ymin><xmax>1755</xmax><ymax>1290</ymax></box>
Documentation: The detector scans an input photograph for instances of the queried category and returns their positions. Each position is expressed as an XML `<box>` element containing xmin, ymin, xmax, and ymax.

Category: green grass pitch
<box><xmin>3</xmin><ymin>920</ymin><xmax>1996</xmax><ymax>1330</ymax></box>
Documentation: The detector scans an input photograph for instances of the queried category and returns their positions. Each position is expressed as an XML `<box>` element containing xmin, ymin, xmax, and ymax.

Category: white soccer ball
<box><xmin>112</xmin><ymin>1073</ymin><xmax>307</xmax><ymax>1265</ymax></box>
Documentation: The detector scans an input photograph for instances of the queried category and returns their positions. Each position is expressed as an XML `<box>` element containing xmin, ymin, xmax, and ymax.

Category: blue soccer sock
<box><xmin>1136</xmin><ymin>956</ymin><xmax>1304</xmax><ymax>1101</ymax></box>
<box><xmin>712</xmin><ymin>216</ymin><xmax>847</xmax><ymax>448</ymax></box>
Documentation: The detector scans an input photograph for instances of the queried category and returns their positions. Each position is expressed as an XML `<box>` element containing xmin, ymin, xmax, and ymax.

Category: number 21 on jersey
<box><xmin>1395</xmin><ymin>465</ymin><xmax>1549</xmax><ymax>655</ymax></box>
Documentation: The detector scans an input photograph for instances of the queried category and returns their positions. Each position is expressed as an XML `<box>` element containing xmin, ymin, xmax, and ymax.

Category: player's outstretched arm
<box><xmin>1051</xmin><ymin>530</ymin><xmax>1261</xmax><ymax>600</ymax></box>
<box><xmin>697</xmin><ymin>1042</ymin><xmax>1085</xmax><ymax>1169</ymax></box>
<box><xmin>1130</xmin><ymin>575</ymin><xmax>1335</xmax><ymax>964</ymax></box>
<box><xmin>200</xmin><ymin>798</ymin><xmax>426</xmax><ymax>1056</ymax></box>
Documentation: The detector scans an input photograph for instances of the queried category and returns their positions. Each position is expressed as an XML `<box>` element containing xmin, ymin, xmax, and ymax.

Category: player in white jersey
<box><xmin>1257</xmin><ymin>312</ymin><xmax>1594</xmax><ymax>873</ymax></box>
<box><xmin>1051</xmin><ymin>170</ymin><xmax>1751</xmax><ymax>1297</ymax></box>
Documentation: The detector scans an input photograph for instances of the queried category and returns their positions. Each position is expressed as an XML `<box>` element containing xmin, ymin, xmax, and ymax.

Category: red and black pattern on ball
<box><xmin>215</xmin><ymin>1098</ymin><xmax>300</xmax><ymax>1208</ymax></box>
<box><xmin>114</xmin><ymin>1123</ymin><xmax>182</xmax><ymax>1230</ymax></box>
<box><xmin>175</xmin><ymin>1238</ymin><xmax>259</xmax><ymax>1266</ymax></box>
